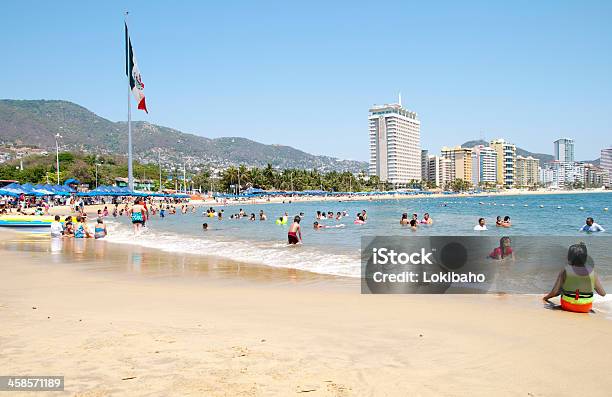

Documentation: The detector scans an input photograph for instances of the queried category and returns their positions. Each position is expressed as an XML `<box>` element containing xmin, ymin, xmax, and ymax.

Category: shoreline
<box><xmin>2</xmin><ymin>233</ymin><xmax>612</xmax><ymax>396</ymax></box>
<box><xmin>192</xmin><ymin>187</ymin><xmax>612</xmax><ymax>207</ymax></box>
<box><xmin>9</xmin><ymin>187</ymin><xmax>602</xmax><ymax>216</ymax></box>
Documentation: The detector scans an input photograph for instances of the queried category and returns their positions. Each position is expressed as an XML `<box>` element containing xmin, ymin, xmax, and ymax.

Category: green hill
<box><xmin>0</xmin><ymin>99</ymin><xmax>367</xmax><ymax>172</ymax></box>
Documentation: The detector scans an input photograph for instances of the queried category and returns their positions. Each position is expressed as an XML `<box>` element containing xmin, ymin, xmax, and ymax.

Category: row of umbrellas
<box><xmin>0</xmin><ymin>183</ymin><xmax>74</xmax><ymax>197</ymax></box>
<box><xmin>0</xmin><ymin>183</ymin><xmax>189</xmax><ymax>199</ymax></box>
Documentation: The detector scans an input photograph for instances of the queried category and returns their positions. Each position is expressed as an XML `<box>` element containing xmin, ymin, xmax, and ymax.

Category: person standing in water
<box><xmin>94</xmin><ymin>218</ymin><xmax>107</xmax><ymax>239</ymax></box>
<box><xmin>473</xmin><ymin>218</ymin><xmax>487</xmax><ymax>231</ymax></box>
<box><xmin>288</xmin><ymin>215</ymin><xmax>302</xmax><ymax>245</ymax></box>
<box><xmin>130</xmin><ymin>200</ymin><xmax>146</xmax><ymax>233</ymax></box>
<box><xmin>543</xmin><ymin>243</ymin><xmax>606</xmax><ymax>313</ymax></box>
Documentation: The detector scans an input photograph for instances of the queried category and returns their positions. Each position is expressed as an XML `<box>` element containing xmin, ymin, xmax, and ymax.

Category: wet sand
<box><xmin>1</xmin><ymin>232</ymin><xmax>612</xmax><ymax>396</ymax></box>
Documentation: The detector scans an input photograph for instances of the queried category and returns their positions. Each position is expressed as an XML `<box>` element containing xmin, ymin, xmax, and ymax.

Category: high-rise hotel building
<box><xmin>471</xmin><ymin>145</ymin><xmax>498</xmax><ymax>186</ymax></box>
<box><xmin>490</xmin><ymin>138</ymin><xmax>516</xmax><ymax>187</ymax></box>
<box><xmin>554</xmin><ymin>138</ymin><xmax>575</xmax><ymax>162</ymax></box>
<box><xmin>601</xmin><ymin>147</ymin><xmax>612</xmax><ymax>187</ymax></box>
<box><xmin>515</xmin><ymin>155</ymin><xmax>540</xmax><ymax>187</ymax></box>
<box><xmin>369</xmin><ymin>102</ymin><xmax>421</xmax><ymax>184</ymax></box>
<box><xmin>441</xmin><ymin>146</ymin><xmax>473</xmax><ymax>182</ymax></box>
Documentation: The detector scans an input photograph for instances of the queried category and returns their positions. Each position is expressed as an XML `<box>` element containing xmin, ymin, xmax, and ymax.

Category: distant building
<box><xmin>583</xmin><ymin>164</ymin><xmax>606</xmax><ymax>187</ymax></box>
<box><xmin>540</xmin><ymin>166</ymin><xmax>556</xmax><ymax>187</ymax></box>
<box><xmin>427</xmin><ymin>155</ymin><xmax>452</xmax><ymax>188</ymax></box>
<box><xmin>471</xmin><ymin>145</ymin><xmax>497</xmax><ymax>186</ymax></box>
<box><xmin>369</xmin><ymin>101</ymin><xmax>421</xmax><ymax>184</ymax></box>
<box><xmin>421</xmin><ymin>149</ymin><xmax>429</xmax><ymax>181</ymax></box>
<box><xmin>490</xmin><ymin>139</ymin><xmax>516</xmax><ymax>187</ymax></box>
<box><xmin>601</xmin><ymin>147</ymin><xmax>612</xmax><ymax>187</ymax></box>
<box><xmin>441</xmin><ymin>146</ymin><xmax>473</xmax><ymax>183</ymax></box>
<box><xmin>115</xmin><ymin>177</ymin><xmax>154</xmax><ymax>191</ymax></box>
<box><xmin>554</xmin><ymin>138</ymin><xmax>575</xmax><ymax>163</ymax></box>
<box><xmin>515</xmin><ymin>156</ymin><xmax>540</xmax><ymax>187</ymax></box>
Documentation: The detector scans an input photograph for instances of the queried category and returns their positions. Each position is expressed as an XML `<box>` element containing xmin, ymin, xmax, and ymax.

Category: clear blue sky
<box><xmin>2</xmin><ymin>0</ymin><xmax>611</xmax><ymax>161</ymax></box>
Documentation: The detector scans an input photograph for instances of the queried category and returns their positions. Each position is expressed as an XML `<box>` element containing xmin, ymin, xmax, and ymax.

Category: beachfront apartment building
<box><xmin>554</xmin><ymin>138</ymin><xmax>575</xmax><ymax>162</ymax></box>
<box><xmin>490</xmin><ymin>139</ymin><xmax>516</xmax><ymax>188</ymax></box>
<box><xmin>515</xmin><ymin>155</ymin><xmax>540</xmax><ymax>187</ymax></box>
<box><xmin>440</xmin><ymin>146</ymin><xmax>472</xmax><ymax>183</ymax></box>
<box><xmin>426</xmin><ymin>155</ymin><xmax>452</xmax><ymax>188</ymax></box>
<box><xmin>369</xmin><ymin>102</ymin><xmax>421</xmax><ymax>185</ymax></box>
<box><xmin>421</xmin><ymin>149</ymin><xmax>429</xmax><ymax>181</ymax></box>
<box><xmin>540</xmin><ymin>166</ymin><xmax>556</xmax><ymax>187</ymax></box>
<box><xmin>471</xmin><ymin>145</ymin><xmax>497</xmax><ymax>186</ymax></box>
<box><xmin>583</xmin><ymin>164</ymin><xmax>607</xmax><ymax>187</ymax></box>
<box><xmin>601</xmin><ymin>147</ymin><xmax>612</xmax><ymax>187</ymax></box>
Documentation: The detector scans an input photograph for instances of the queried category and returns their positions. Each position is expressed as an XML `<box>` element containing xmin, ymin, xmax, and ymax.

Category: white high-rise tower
<box><xmin>368</xmin><ymin>97</ymin><xmax>421</xmax><ymax>184</ymax></box>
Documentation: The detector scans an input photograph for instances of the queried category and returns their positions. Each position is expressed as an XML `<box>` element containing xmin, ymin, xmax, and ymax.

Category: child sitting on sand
<box><xmin>542</xmin><ymin>243</ymin><xmax>606</xmax><ymax>313</ymax></box>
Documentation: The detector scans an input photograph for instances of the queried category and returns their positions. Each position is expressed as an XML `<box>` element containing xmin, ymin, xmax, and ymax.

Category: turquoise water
<box><xmin>105</xmin><ymin>192</ymin><xmax>611</xmax><ymax>280</ymax></box>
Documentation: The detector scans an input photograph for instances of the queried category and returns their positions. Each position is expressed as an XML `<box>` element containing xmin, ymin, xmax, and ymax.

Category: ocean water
<box><xmin>104</xmin><ymin>192</ymin><xmax>612</xmax><ymax>282</ymax></box>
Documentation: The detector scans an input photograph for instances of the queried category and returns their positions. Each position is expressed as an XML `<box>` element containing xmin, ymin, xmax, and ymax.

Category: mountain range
<box><xmin>0</xmin><ymin>99</ymin><xmax>368</xmax><ymax>172</ymax></box>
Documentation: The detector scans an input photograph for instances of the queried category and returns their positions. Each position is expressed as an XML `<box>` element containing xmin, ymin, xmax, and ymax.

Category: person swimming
<box><xmin>202</xmin><ymin>223</ymin><xmax>208</xmax><ymax>231</ymax></box>
<box><xmin>495</xmin><ymin>216</ymin><xmax>502</xmax><ymax>227</ymax></box>
<box><xmin>579</xmin><ymin>217</ymin><xmax>605</xmax><ymax>232</ymax></box>
<box><xmin>490</xmin><ymin>236</ymin><xmax>512</xmax><ymax>260</ymax></box>
<box><xmin>409</xmin><ymin>219</ymin><xmax>418</xmax><ymax>231</ymax></box>
<box><xmin>543</xmin><ymin>243</ymin><xmax>606</xmax><ymax>313</ymax></box>
<box><xmin>314</xmin><ymin>221</ymin><xmax>345</xmax><ymax>229</ymax></box>
<box><xmin>249</xmin><ymin>213</ymin><xmax>256</xmax><ymax>221</ymax></box>
<box><xmin>421</xmin><ymin>213</ymin><xmax>433</xmax><ymax>224</ymax></box>
<box><xmin>354</xmin><ymin>214</ymin><xmax>366</xmax><ymax>225</ymax></box>
<box><xmin>400</xmin><ymin>213</ymin><xmax>409</xmax><ymax>226</ymax></box>
<box><xmin>259</xmin><ymin>210</ymin><xmax>267</xmax><ymax>221</ymax></box>
<box><xmin>501</xmin><ymin>216</ymin><xmax>511</xmax><ymax>227</ymax></box>
<box><xmin>288</xmin><ymin>216</ymin><xmax>302</xmax><ymax>244</ymax></box>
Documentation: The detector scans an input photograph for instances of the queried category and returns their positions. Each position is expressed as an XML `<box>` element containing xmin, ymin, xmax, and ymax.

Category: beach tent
<box><xmin>3</xmin><ymin>183</ymin><xmax>46</xmax><ymax>197</ymax></box>
<box><xmin>0</xmin><ymin>189</ymin><xmax>20</xmax><ymax>197</ymax></box>
<box><xmin>2</xmin><ymin>183</ymin><xmax>27</xmax><ymax>195</ymax></box>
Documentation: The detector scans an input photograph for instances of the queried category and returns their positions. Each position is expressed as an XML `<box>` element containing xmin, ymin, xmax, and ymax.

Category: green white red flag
<box><xmin>125</xmin><ymin>23</ymin><xmax>148</xmax><ymax>113</ymax></box>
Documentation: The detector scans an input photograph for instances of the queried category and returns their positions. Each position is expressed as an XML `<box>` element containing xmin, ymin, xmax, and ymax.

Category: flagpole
<box><xmin>125</xmin><ymin>11</ymin><xmax>134</xmax><ymax>191</ymax></box>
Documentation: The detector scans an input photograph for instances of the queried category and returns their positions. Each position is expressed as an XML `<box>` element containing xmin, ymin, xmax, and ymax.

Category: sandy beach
<box><xmin>1</xmin><ymin>232</ymin><xmax>612</xmax><ymax>396</ymax></box>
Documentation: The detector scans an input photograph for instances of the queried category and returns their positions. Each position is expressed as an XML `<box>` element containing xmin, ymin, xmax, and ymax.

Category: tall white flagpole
<box><xmin>125</xmin><ymin>11</ymin><xmax>134</xmax><ymax>191</ymax></box>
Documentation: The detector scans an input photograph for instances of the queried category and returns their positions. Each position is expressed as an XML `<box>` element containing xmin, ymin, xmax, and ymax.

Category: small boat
<box><xmin>0</xmin><ymin>216</ymin><xmax>54</xmax><ymax>228</ymax></box>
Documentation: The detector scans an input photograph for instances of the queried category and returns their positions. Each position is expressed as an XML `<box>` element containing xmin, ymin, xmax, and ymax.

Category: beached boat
<box><xmin>0</xmin><ymin>215</ymin><xmax>54</xmax><ymax>227</ymax></box>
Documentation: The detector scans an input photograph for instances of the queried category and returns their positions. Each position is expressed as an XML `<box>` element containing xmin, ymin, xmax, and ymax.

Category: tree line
<box><xmin>0</xmin><ymin>150</ymin><xmax>492</xmax><ymax>193</ymax></box>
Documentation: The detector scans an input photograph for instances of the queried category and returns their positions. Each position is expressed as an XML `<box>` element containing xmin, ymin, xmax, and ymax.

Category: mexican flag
<box><xmin>125</xmin><ymin>23</ymin><xmax>148</xmax><ymax>113</ymax></box>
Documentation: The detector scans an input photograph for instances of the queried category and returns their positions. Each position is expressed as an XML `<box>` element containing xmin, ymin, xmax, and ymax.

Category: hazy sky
<box><xmin>2</xmin><ymin>1</ymin><xmax>611</xmax><ymax>161</ymax></box>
